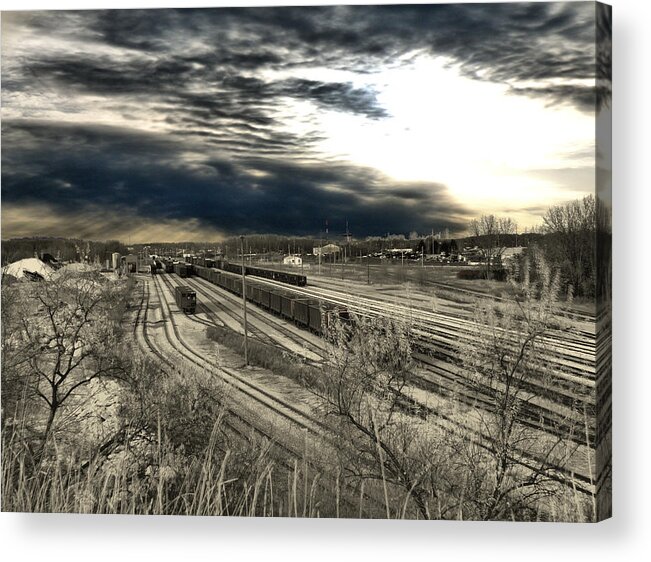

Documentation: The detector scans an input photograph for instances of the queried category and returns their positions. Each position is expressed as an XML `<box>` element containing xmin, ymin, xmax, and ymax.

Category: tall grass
<box><xmin>2</xmin><ymin>420</ymin><xmax>330</xmax><ymax>516</ymax></box>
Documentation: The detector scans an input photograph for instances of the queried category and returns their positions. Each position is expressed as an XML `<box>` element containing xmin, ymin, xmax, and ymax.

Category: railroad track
<box><xmin>160</xmin><ymin>273</ymin><xmax>324</xmax><ymax>364</ymax></box>
<box><xmin>245</xmin><ymin>275</ymin><xmax>597</xmax><ymax>404</ymax></box>
<box><xmin>152</xmin><ymin>273</ymin><xmax>328</xmax><ymax>438</ymax></box>
<box><xmin>160</xmin><ymin>269</ymin><xmax>596</xmax><ymax>445</ymax></box>
<box><xmin>133</xmin><ymin>280</ymin><xmax>307</xmax><ymax>457</ymax></box>
<box><xmin>159</xmin><ymin>273</ymin><xmax>275</xmax><ymax>345</ymax></box>
<box><xmin>149</xmin><ymin>275</ymin><xmax>401</xmax><ymax>517</ymax></box>
<box><xmin>309</xmin><ymin>273</ymin><xmax>596</xmax><ymax>343</ymax></box>
<box><xmin>413</xmin><ymin>353</ymin><xmax>595</xmax><ymax>445</ymax></box>
<box><xmin>176</xmin><ymin>270</ymin><xmax>595</xmax><ymax>445</ymax></box>
<box><xmin>153</xmin><ymin>272</ymin><xmax>596</xmax><ymax>496</ymax></box>
<box><xmin>305</xmin><ymin>270</ymin><xmax>598</xmax><ymax>324</ymax></box>
<box><xmin>298</xmin><ymin>281</ymin><xmax>596</xmax><ymax>377</ymax></box>
<box><xmin>132</xmin><ymin>279</ymin><xmax>374</xmax><ymax>517</ymax></box>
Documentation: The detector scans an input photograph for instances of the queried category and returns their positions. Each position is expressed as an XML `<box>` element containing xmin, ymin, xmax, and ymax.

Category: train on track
<box><xmin>160</xmin><ymin>256</ymin><xmax>307</xmax><ymax>287</ymax></box>
<box><xmin>174</xmin><ymin>285</ymin><xmax>197</xmax><ymax>313</ymax></box>
<box><xmin>218</xmin><ymin>261</ymin><xmax>307</xmax><ymax>287</ymax></box>
<box><xmin>181</xmin><ymin>263</ymin><xmax>346</xmax><ymax>335</ymax></box>
<box><xmin>173</xmin><ymin>263</ymin><xmax>192</xmax><ymax>278</ymax></box>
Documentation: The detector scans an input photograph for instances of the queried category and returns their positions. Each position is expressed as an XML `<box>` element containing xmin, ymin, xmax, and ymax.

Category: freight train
<box><xmin>185</xmin><ymin>256</ymin><xmax>307</xmax><ymax>287</ymax></box>
<box><xmin>220</xmin><ymin>262</ymin><xmax>307</xmax><ymax>287</ymax></box>
<box><xmin>189</xmin><ymin>264</ymin><xmax>346</xmax><ymax>336</ymax></box>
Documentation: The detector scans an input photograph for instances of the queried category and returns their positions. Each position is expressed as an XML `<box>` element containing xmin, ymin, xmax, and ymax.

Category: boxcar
<box><xmin>280</xmin><ymin>294</ymin><xmax>294</xmax><ymax>319</ymax></box>
<box><xmin>248</xmin><ymin>285</ymin><xmax>258</xmax><ymax>306</ymax></box>
<box><xmin>308</xmin><ymin>303</ymin><xmax>323</xmax><ymax>334</ymax></box>
<box><xmin>175</xmin><ymin>285</ymin><xmax>196</xmax><ymax>313</ymax></box>
<box><xmin>174</xmin><ymin>263</ymin><xmax>192</xmax><ymax>278</ymax></box>
<box><xmin>258</xmin><ymin>287</ymin><xmax>271</xmax><ymax>309</ymax></box>
<box><xmin>232</xmin><ymin>278</ymin><xmax>242</xmax><ymax>296</ymax></box>
<box><xmin>270</xmin><ymin>291</ymin><xmax>283</xmax><ymax>315</ymax></box>
<box><xmin>293</xmin><ymin>299</ymin><xmax>310</xmax><ymax>328</ymax></box>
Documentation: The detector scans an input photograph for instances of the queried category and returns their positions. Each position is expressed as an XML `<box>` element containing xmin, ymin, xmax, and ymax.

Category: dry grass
<box><xmin>1</xmin><ymin>419</ymin><xmax>333</xmax><ymax>517</ymax></box>
<box><xmin>206</xmin><ymin>324</ymin><xmax>322</xmax><ymax>390</ymax></box>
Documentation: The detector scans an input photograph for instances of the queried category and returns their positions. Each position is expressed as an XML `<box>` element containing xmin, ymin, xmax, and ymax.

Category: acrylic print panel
<box><xmin>0</xmin><ymin>2</ymin><xmax>611</xmax><ymax>521</ymax></box>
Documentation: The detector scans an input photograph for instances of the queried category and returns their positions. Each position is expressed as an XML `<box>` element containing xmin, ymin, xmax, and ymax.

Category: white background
<box><xmin>1</xmin><ymin>0</ymin><xmax>648</xmax><ymax>560</ymax></box>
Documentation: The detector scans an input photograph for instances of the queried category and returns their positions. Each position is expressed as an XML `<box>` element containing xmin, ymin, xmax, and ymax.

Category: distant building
<box><xmin>122</xmin><ymin>254</ymin><xmax>139</xmax><ymax>273</ymax></box>
<box><xmin>120</xmin><ymin>254</ymin><xmax>153</xmax><ymax>274</ymax></box>
<box><xmin>313</xmin><ymin>244</ymin><xmax>341</xmax><ymax>256</ymax></box>
<box><xmin>283</xmin><ymin>255</ymin><xmax>303</xmax><ymax>266</ymax></box>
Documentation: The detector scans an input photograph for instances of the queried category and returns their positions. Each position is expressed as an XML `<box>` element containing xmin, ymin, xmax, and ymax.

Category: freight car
<box><xmin>173</xmin><ymin>263</ymin><xmax>192</xmax><ymax>278</ymax></box>
<box><xmin>175</xmin><ymin>285</ymin><xmax>196</xmax><ymax>313</ymax></box>
<box><xmin>217</xmin><ymin>261</ymin><xmax>307</xmax><ymax>287</ymax></box>
<box><xmin>191</xmin><ymin>264</ymin><xmax>345</xmax><ymax>336</ymax></box>
<box><xmin>189</xmin><ymin>256</ymin><xmax>217</xmax><ymax>268</ymax></box>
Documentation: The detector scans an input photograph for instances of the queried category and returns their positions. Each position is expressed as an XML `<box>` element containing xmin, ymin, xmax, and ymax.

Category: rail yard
<box><xmin>129</xmin><ymin>257</ymin><xmax>601</xmax><ymax>505</ymax></box>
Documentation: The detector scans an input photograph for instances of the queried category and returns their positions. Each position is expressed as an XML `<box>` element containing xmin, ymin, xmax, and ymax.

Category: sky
<box><xmin>1</xmin><ymin>2</ymin><xmax>600</xmax><ymax>243</ymax></box>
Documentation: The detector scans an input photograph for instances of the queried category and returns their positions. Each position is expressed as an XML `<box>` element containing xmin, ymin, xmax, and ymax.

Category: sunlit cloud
<box><xmin>1</xmin><ymin>4</ymin><xmax>599</xmax><ymax>242</ymax></box>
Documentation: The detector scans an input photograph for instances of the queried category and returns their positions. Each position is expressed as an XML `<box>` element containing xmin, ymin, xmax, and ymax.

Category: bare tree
<box><xmin>469</xmin><ymin>215</ymin><xmax>517</xmax><ymax>279</ymax></box>
<box><xmin>457</xmin><ymin>251</ymin><xmax>587</xmax><ymax>520</ymax></box>
<box><xmin>542</xmin><ymin>194</ymin><xmax>596</xmax><ymax>298</ymax></box>
<box><xmin>315</xmin><ymin>313</ymin><xmax>443</xmax><ymax>519</ymax></box>
<box><xmin>2</xmin><ymin>271</ymin><xmax>129</xmax><ymax>459</ymax></box>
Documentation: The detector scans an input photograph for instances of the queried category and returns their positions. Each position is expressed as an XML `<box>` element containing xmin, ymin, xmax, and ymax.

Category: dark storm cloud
<box><xmin>23</xmin><ymin>53</ymin><xmax>388</xmax><ymax>122</ymax></box>
<box><xmin>279</xmin><ymin>79</ymin><xmax>388</xmax><ymax>119</ymax></box>
<box><xmin>2</xmin><ymin>3</ymin><xmax>597</xmax><ymax>239</ymax></box>
<box><xmin>85</xmin><ymin>3</ymin><xmax>596</xmax><ymax>110</ymax></box>
<box><xmin>2</xmin><ymin>120</ymin><xmax>469</xmax><ymax>237</ymax></box>
<box><xmin>11</xmin><ymin>3</ymin><xmax>596</xmax><ymax>110</ymax></box>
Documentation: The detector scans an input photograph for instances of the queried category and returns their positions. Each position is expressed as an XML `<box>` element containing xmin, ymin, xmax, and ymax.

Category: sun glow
<box><xmin>277</xmin><ymin>54</ymin><xmax>595</xmax><ymax>226</ymax></box>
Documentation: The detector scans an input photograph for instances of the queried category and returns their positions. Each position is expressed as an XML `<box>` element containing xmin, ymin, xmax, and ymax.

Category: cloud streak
<box><xmin>1</xmin><ymin>4</ymin><xmax>598</xmax><ymax>241</ymax></box>
<box><xmin>2</xmin><ymin>119</ymin><xmax>470</xmax><ymax>238</ymax></box>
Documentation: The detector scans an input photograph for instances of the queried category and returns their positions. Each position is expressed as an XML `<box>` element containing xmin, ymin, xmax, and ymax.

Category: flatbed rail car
<box><xmin>218</xmin><ymin>261</ymin><xmax>307</xmax><ymax>287</ymax></box>
<box><xmin>175</xmin><ymin>285</ymin><xmax>197</xmax><ymax>313</ymax></box>
<box><xmin>191</xmin><ymin>264</ymin><xmax>344</xmax><ymax>336</ymax></box>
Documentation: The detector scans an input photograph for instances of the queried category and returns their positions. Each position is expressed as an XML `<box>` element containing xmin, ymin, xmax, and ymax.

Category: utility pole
<box><xmin>367</xmin><ymin>253</ymin><xmax>370</xmax><ymax>285</ymax></box>
<box><xmin>240</xmin><ymin>235</ymin><xmax>249</xmax><ymax>367</ymax></box>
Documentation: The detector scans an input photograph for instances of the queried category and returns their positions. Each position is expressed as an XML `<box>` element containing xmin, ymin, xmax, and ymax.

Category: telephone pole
<box><xmin>240</xmin><ymin>235</ymin><xmax>249</xmax><ymax>367</ymax></box>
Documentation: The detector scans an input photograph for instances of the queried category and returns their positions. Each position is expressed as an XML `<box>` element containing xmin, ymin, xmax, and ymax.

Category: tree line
<box><xmin>1</xmin><ymin>237</ymin><xmax>127</xmax><ymax>267</ymax></box>
<box><xmin>468</xmin><ymin>195</ymin><xmax>600</xmax><ymax>299</ymax></box>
